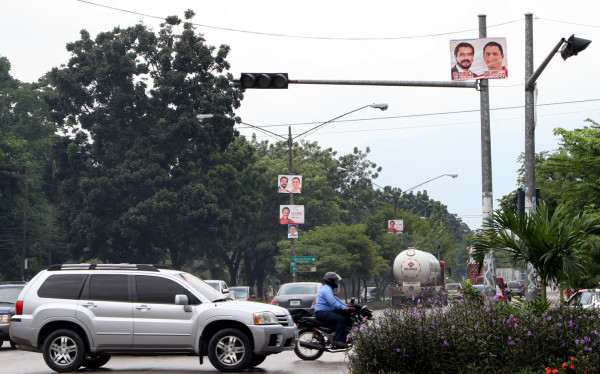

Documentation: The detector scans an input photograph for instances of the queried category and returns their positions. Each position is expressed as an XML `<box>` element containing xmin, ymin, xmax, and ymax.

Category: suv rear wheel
<box><xmin>42</xmin><ymin>329</ymin><xmax>86</xmax><ymax>372</ymax></box>
<box><xmin>207</xmin><ymin>328</ymin><xmax>252</xmax><ymax>372</ymax></box>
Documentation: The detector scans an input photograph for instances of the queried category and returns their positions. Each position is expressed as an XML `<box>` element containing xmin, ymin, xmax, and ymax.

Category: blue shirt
<box><xmin>314</xmin><ymin>284</ymin><xmax>347</xmax><ymax>312</ymax></box>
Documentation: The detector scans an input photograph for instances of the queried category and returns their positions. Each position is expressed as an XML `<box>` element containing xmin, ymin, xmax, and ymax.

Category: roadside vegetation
<box><xmin>348</xmin><ymin>282</ymin><xmax>600</xmax><ymax>374</ymax></box>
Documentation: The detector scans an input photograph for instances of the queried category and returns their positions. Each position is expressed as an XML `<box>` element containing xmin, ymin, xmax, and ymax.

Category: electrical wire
<box><xmin>77</xmin><ymin>0</ymin><xmax>522</xmax><ymax>40</ymax></box>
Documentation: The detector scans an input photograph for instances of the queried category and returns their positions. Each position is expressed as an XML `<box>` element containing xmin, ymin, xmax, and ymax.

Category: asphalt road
<box><xmin>0</xmin><ymin>341</ymin><xmax>349</xmax><ymax>374</ymax></box>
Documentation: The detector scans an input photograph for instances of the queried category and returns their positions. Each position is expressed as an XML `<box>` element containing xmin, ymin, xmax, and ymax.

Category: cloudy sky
<box><xmin>2</xmin><ymin>0</ymin><xmax>599</xmax><ymax>230</ymax></box>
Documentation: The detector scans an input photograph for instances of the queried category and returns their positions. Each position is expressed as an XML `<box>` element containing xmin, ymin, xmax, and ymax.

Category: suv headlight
<box><xmin>1</xmin><ymin>314</ymin><xmax>10</xmax><ymax>323</ymax></box>
<box><xmin>253</xmin><ymin>312</ymin><xmax>279</xmax><ymax>325</ymax></box>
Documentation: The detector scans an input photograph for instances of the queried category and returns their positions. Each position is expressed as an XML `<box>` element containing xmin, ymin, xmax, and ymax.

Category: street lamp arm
<box><xmin>525</xmin><ymin>38</ymin><xmax>566</xmax><ymax>91</ymax></box>
<box><xmin>293</xmin><ymin>103</ymin><xmax>388</xmax><ymax>140</ymax></box>
<box><xmin>402</xmin><ymin>174</ymin><xmax>458</xmax><ymax>195</ymax></box>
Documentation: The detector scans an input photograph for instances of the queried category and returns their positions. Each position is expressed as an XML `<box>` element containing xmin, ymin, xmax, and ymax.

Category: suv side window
<box><xmin>135</xmin><ymin>275</ymin><xmax>195</xmax><ymax>304</ymax></box>
<box><xmin>88</xmin><ymin>274</ymin><xmax>129</xmax><ymax>302</ymax></box>
<box><xmin>38</xmin><ymin>274</ymin><xmax>87</xmax><ymax>299</ymax></box>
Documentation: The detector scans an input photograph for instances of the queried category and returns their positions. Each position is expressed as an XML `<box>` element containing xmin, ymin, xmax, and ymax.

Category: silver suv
<box><xmin>10</xmin><ymin>264</ymin><xmax>297</xmax><ymax>372</ymax></box>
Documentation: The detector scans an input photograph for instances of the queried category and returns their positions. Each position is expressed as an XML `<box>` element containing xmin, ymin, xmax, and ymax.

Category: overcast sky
<box><xmin>2</xmin><ymin>0</ymin><xmax>599</xmax><ymax>230</ymax></box>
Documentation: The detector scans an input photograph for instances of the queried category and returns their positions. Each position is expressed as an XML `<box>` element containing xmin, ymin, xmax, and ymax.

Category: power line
<box><xmin>237</xmin><ymin>98</ymin><xmax>600</xmax><ymax>130</ymax></box>
<box><xmin>77</xmin><ymin>0</ymin><xmax>522</xmax><ymax>40</ymax></box>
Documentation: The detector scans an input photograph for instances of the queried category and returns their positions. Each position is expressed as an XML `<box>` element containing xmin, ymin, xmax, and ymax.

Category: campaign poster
<box><xmin>279</xmin><ymin>205</ymin><xmax>305</xmax><ymax>224</ymax></box>
<box><xmin>449</xmin><ymin>37</ymin><xmax>508</xmax><ymax>81</ymax></box>
<box><xmin>277</xmin><ymin>175</ymin><xmax>302</xmax><ymax>194</ymax></box>
<box><xmin>387</xmin><ymin>219</ymin><xmax>404</xmax><ymax>233</ymax></box>
<box><xmin>288</xmin><ymin>224</ymin><xmax>299</xmax><ymax>239</ymax></box>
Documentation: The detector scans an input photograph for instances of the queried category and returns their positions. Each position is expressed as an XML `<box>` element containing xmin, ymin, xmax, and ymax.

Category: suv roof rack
<box><xmin>47</xmin><ymin>264</ymin><xmax>161</xmax><ymax>272</ymax></box>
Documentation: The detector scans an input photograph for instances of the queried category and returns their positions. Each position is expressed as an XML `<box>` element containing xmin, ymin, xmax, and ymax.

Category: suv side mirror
<box><xmin>175</xmin><ymin>294</ymin><xmax>189</xmax><ymax>305</ymax></box>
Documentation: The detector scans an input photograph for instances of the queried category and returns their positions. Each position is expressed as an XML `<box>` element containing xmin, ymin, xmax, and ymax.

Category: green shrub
<box><xmin>347</xmin><ymin>294</ymin><xmax>600</xmax><ymax>373</ymax></box>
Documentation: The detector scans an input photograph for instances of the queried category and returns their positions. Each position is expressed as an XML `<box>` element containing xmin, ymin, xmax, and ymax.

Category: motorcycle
<box><xmin>291</xmin><ymin>300</ymin><xmax>373</xmax><ymax>360</ymax></box>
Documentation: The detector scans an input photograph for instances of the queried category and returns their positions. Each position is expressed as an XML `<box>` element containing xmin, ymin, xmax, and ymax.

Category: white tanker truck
<box><xmin>391</xmin><ymin>247</ymin><xmax>446</xmax><ymax>306</ymax></box>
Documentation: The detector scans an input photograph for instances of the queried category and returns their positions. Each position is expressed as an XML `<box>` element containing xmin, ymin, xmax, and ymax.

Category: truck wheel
<box><xmin>42</xmin><ymin>329</ymin><xmax>86</xmax><ymax>372</ymax></box>
<box><xmin>82</xmin><ymin>355</ymin><xmax>111</xmax><ymax>369</ymax></box>
<box><xmin>207</xmin><ymin>328</ymin><xmax>252</xmax><ymax>372</ymax></box>
<box><xmin>294</xmin><ymin>328</ymin><xmax>324</xmax><ymax>360</ymax></box>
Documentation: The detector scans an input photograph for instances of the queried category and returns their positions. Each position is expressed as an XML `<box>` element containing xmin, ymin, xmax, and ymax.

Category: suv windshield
<box><xmin>176</xmin><ymin>273</ymin><xmax>231</xmax><ymax>302</ymax></box>
<box><xmin>447</xmin><ymin>284</ymin><xmax>461</xmax><ymax>291</ymax></box>
<box><xmin>508</xmin><ymin>282</ymin><xmax>521</xmax><ymax>288</ymax></box>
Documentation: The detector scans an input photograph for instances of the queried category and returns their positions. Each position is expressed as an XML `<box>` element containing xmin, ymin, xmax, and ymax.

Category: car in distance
<box><xmin>204</xmin><ymin>279</ymin><xmax>232</xmax><ymax>297</ymax></box>
<box><xmin>0</xmin><ymin>282</ymin><xmax>26</xmax><ymax>349</ymax></box>
<box><xmin>230</xmin><ymin>286</ymin><xmax>257</xmax><ymax>301</ymax></box>
<box><xmin>10</xmin><ymin>264</ymin><xmax>297</xmax><ymax>372</ymax></box>
<box><xmin>271</xmin><ymin>282</ymin><xmax>322</xmax><ymax>314</ymax></box>
<box><xmin>566</xmin><ymin>289</ymin><xmax>600</xmax><ymax>310</ymax></box>
<box><xmin>506</xmin><ymin>281</ymin><xmax>525</xmax><ymax>297</ymax></box>
<box><xmin>445</xmin><ymin>283</ymin><xmax>463</xmax><ymax>300</ymax></box>
<box><xmin>360</xmin><ymin>287</ymin><xmax>377</xmax><ymax>302</ymax></box>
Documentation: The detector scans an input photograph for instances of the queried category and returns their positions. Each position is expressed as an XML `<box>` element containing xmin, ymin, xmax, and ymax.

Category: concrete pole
<box><xmin>288</xmin><ymin>126</ymin><xmax>297</xmax><ymax>282</ymax></box>
<box><xmin>524</xmin><ymin>13</ymin><xmax>538</xmax><ymax>301</ymax></box>
<box><xmin>479</xmin><ymin>14</ymin><xmax>496</xmax><ymax>300</ymax></box>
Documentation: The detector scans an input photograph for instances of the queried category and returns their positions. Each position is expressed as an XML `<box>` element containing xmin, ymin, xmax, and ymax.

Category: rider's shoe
<box><xmin>333</xmin><ymin>340</ymin><xmax>348</xmax><ymax>349</ymax></box>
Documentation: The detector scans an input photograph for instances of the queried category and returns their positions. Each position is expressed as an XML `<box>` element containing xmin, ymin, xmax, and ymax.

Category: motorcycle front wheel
<box><xmin>294</xmin><ymin>328</ymin><xmax>325</xmax><ymax>361</ymax></box>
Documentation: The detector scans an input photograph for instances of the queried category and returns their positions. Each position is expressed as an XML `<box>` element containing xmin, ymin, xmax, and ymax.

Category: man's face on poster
<box><xmin>290</xmin><ymin>225</ymin><xmax>297</xmax><ymax>234</ymax></box>
<box><xmin>484</xmin><ymin>45</ymin><xmax>504</xmax><ymax>70</ymax></box>
<box><xmin>456</xmin><ymin>46</ymin><xmax>474</xmax><ymax>70</ymax></box>
<box><xmin>280</xmin><ymin>177</ymin><xmax>288</xmax><ymax>188</ymax></box>
<box><xmin>282</xmin><ymin>208</ymin><xmax>290</xmax><ymax>218</ymax></box>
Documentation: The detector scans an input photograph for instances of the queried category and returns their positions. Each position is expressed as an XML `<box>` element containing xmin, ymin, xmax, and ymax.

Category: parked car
<box><xmin>506</xmin><ymin>281</ymin><xmax>525</xmax><ymax>297</ymax></box>
<box><xmin>204</xmin><ymin>280</ymin><xmax>232</xmax><ymax>297</ymax></box>
<box><xmin>446</xmin><ymin>283</ymin><xmax>463</xmax><ymax>300</ymax></box>
<box><xmin>0</xmin><ymin>282</ymin><xmax>26</xmax><ymax>349</ymax></box>
<box><xmin>230</xmin><ymin>286</ymin><xmax>257</xmax><ymax>301</ymax></box>
<box><xmin>10</xmin><ymin>264</ymin><xmax>297</xmax><ymax>372</ymax></box>
<box><xmin>566</xmin><ymin>289</ymin><xmax>600</xmax><ymax>310</ymax></box>
<box><xmin>271</xmin><ymin>282</ymin><xmax>322</xmax><ymax>314</ymax></box>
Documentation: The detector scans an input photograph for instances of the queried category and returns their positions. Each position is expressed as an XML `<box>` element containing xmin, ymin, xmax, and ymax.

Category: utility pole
<box><xmin>21</xmin><ymin>165</ymin><xmax>29</xmax><ymax>281</ymax></box>
<box><xmin>524</xmin><ymin>13</ymin><xmax>537</xmax><ymax>301</ymax></box>
<box><xmin>479</xmin><ymin>14</ymin><xmax>496</xmax><ymax>300</ymax></box>
<box><xmin>288</xmin><ymin>126</ymin><xmax>296</xmax><ymax>282</ymax></box>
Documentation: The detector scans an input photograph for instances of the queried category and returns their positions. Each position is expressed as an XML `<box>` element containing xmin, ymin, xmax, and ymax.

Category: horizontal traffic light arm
<box><xmin>238</xmin><ymin>75</ymin><xmax>478</xmax><ymax>89</ymax></box>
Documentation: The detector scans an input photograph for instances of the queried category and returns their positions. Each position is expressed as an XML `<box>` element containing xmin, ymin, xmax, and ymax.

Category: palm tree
<box><xmin>472</xmin><ymin>202</ymin><xmax>600</xmax><ymax>302</ymax></box>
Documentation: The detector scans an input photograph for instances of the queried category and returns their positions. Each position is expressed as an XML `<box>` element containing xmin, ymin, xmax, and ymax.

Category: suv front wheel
<box><xmin>42</xmin><ymin>329</ymin><xmax>86</xmax><ymax>372</ymax></box>
<box><xmin>207</xmin><ymin>328</ymin><xmax>252</xmax><ymax>372</ymax></box>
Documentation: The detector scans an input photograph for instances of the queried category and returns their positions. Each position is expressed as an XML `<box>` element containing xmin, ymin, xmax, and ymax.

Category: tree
<box><xmin>45</xmin><ymin>11</ymin><xmax>242</xmax><ymax>266</ymax></box>
<box><xmin>472</xmin><ymin>202</ymin><xmax>600</xmax><ymax>302</ymax></box>
<box><xmin>0</xmin><ymin>56</ymin><xmax>61</xmax><ymax>280</ymax></box>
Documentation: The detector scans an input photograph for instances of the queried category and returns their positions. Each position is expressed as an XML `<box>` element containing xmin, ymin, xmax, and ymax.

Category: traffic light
<box><xmin>240</xmin><ymin>73</ymin><xmax>288</xmax><ymax>89</ymax></box>
<box><xmin>561</xmin><ymin>34</ymin><xmax>592</xmax><ymax>60</ymax></box>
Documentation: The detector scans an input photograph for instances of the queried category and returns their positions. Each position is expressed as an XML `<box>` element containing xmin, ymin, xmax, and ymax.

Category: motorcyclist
<box><xmin>314</xmin><ymin>272</ymin><xmax>354</xmax><ymax>348</ymax></box>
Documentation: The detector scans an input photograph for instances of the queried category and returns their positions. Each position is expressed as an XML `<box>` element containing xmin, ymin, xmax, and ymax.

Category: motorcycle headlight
<box><xmin>253</xmin><ymin>312</ymin><xmax>279</xmax><ymax>325</ymax></box>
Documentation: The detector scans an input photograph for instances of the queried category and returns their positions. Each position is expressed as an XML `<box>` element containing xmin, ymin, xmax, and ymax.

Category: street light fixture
<box><xmin>523</xmin><ymin>13</ymin><xmax>591</xmax><ymax>301</ymax></box>
<box><xmin>199</xmin><ymin>103</ymin><xmax>389</xmax><ymax>282</ymax></box>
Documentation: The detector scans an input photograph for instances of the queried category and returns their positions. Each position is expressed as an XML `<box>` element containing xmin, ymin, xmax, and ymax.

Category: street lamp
<box><xmin>523</xmin><ymin>13</ymin><xmax>591</xmax><ymax>301</ymax></box>
<box><xmin>198</xmin><ymin>103</ymin><xmax>389</xmax><ymax>282</ymax></box>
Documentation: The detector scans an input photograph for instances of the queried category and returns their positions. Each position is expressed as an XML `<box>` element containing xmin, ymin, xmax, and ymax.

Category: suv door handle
<box><xmin>136</xmin><ymin>305</ymin><xmax>151</xmax><ymax>311</ymax></box>
<box><xmin>83</xmin><ymin>302</ymin><xmax>97</xmax><ymax>309</ymax></box>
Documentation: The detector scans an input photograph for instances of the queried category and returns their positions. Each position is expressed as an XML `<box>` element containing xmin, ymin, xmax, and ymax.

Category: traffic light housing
<box><xmin>561</xmin><ymin>35</ymin><xmax>591</xmax><ymax>60</ymax></box>
<box><xmin>240</xmin><ymin>73</ymin><xmax>288</xmax><ymax>89</ymax></box>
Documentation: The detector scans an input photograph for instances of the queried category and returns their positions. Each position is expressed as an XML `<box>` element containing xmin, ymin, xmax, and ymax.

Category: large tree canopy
<box><xmin>47</xmin><ymin>11</ymin><xmax>242</xmax><ymax>265</ymax></box>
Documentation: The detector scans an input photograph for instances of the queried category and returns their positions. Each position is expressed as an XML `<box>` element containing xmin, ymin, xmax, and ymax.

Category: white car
<box><xmin>567</xmin><ymin>289</ymin><xmax>600</xmax><ymax>309</ymax></box>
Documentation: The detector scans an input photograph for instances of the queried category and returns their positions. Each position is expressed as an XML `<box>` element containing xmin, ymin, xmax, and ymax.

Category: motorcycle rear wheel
<box><xmin>294</xmin><ymin>328</ymin><xmax>325</xmax><ymax>361</ymax></box>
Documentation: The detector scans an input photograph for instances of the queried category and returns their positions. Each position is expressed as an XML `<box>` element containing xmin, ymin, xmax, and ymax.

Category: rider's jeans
<box><xmin>315</xmin><ymin>310</ymin><xmax>346</xmax><ymax>342</ymax></box>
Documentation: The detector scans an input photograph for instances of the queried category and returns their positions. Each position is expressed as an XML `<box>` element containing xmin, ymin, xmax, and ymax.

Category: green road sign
<box><xmin>290</xmin><ymin>265</ymin><xmax>297</xmax><ymax>273</ymax></box>
<box><xmin>290</xmin><ymin>256</ymin><xmax>317</xmax><ymax>263</ymax></box>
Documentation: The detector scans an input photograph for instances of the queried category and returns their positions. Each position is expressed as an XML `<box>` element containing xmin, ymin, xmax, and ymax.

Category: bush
<box><xmin>347</xmin><ymin>292</ymin><xmax>600</xmax><ymax>373</ymax></box>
